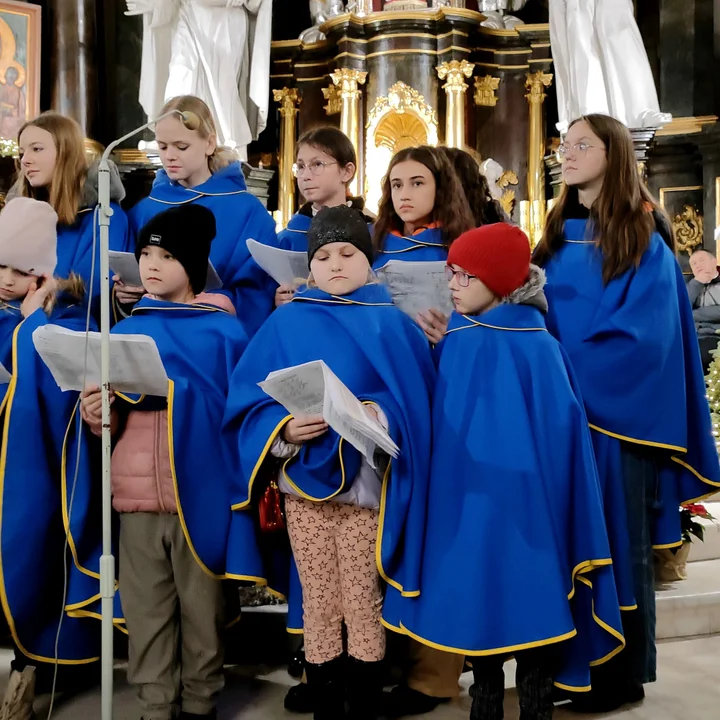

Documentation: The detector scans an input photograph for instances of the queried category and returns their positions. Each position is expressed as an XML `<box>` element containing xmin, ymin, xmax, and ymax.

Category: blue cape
<box><xmin>0</xmin><ymin>301</ymin><xmax>102</xmax><ymax>664</ymax></box>
<box><xmin>63</xmin><ymin>298</ymin><xmax>268</xmax><ymax>625</ymax></box>
<box><xmin>384</xmin><ymin>305</ymin><xmax>625</xmax><ymax>691</ymax></box>
<box><xmin>129</xmin><ymin>163</ymin><xmax>280</xmax><ymax>337</ymax></box>
<box><xmin>59</xmin><ymin>204</ymin><xmax>131</xmax><ymax>321</ymax></box>
<box><xmin>222</xmin><ymin>283</ymin><xmax>436</xmax><ymax>629</ymax></box>
<box><xmin>543</xmin><ymin>222</ymin><xmax>720</xmax><ymax>550</ymax></box>
<box><xmin>372</xmin><ymin>227</ymin><xmax>447</xmax><ymax>270</ymax></box>
<box><xmin>277</xmin><ymin>212</ymin><xmax>311</xmax><ymax>252</ymax></box>
<box><xmin>0</xmin><ymin>301</ymin><xmax>23</xmax><ymax>368</ymax></box>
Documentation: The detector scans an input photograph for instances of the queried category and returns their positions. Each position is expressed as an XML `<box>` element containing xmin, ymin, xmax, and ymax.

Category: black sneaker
<box><xmin>382</xmin><ymin>685</ymin><xmax>446</xmax><ymax>717</ymax></box>
<box><xmin>284</xmin><ymin>682</ymin><xmax>317</xmax><ymax>714</ymax></box>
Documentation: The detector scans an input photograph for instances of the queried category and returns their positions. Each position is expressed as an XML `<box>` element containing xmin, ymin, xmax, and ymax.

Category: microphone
<box><xmin>179</xmin><ymin>110</ymin><xmax>200</xmax><ymax>131</ymax></box>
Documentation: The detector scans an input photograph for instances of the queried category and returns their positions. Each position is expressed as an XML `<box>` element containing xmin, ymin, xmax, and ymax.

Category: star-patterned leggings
<box><xmin>285</xmin><ymin>495</ymin><xmax>386</xmax><ymax>664</ymax></box>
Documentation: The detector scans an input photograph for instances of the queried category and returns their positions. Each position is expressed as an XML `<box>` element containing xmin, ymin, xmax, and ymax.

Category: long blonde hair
<box><xmin>42</xmin><ymin>272</ymin><xmax>85</xmax><ymax>314</ymax></box>
<box><xmin>160</xmin><ymin>96</ymin><xmax>238</xmax><ymax>174</ymax></box>
<box><xmin>16</xmin><ymin>113</ymin><xmax>87</xmax><ymax>226</ymax></box>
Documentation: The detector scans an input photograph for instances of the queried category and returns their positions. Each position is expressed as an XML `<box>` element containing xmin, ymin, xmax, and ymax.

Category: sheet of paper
<box><xmin>259</xmin><ymin>360</ymin><xmax>399</xmax><ymax>466</ymax></box>
<box><xmin>0</xmin><ymin>362</ymin><xmax>10</xmax><ymax>385</ymax></box>
<box><xmin>32</xmin><ymin>324</ymin><xmax>169</xmax><ymax>397</ymax></box>
<box><xmin>246</xmin><ymin>238</ymin><xmax>309</xmax><ymax>287</ymax></box>
<box><xmin>109</xmin><ymin>251</ymin><xmax>223</xmax><ymax>292</ymax></box>
<box><xmin>377</xmin><ymin>260</ymin><xmax>454</xmax><ymax>318</ymax></box>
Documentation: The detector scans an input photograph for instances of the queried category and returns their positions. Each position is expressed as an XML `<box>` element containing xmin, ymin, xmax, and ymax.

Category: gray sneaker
<box><xmin>0</xmin><ymin>668</ymin><xmax>36</xmax><ymax>720</ymax></box>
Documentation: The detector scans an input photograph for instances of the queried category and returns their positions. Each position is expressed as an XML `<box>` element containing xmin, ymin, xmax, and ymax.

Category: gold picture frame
<box><xmin>0</xmin><ymin>0</ymin><xmax>41</xmax><ymax>142</ymax></box>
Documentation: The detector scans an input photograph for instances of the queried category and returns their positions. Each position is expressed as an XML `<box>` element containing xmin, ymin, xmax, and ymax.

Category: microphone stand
<box><xmin>96</xmin><ymin>110</ymin><xmax>178</xmax><ymax>720</ymax></box>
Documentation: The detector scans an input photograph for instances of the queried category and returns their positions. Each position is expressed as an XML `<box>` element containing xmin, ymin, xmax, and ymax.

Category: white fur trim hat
<box><xmin>0</xmin><ymin>197</ymin><xmax>58</xmax><ymax>276</ymax></box>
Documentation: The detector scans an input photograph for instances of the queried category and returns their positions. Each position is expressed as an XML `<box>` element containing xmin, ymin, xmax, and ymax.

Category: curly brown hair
<box><xmin>436</xmin><ymin>146</ymin><xmax>504</xmax><ymax>226</ymax></box>
<box><xmin>372</xmin><ymin>146</ymin><xmax>474</xmax><ymax>252</ymax></box>
<box><xmin>534</xmin><ymin>114</ymin><xmax>674</xmax><ymax>284</ymax></box>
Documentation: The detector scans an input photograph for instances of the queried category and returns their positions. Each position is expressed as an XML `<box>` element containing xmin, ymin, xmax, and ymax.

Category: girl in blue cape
<box><xmin>223</xmin><ymin>205</ymin><xmax>435</xmax><ymax>720</ymax></box>
<box><xmin>0</xmin><ymin>198</ymin><xmax>100</xmax><ymax>717</ymax></box>
<box><xmin>385</xmin><ymin>223</ymin><xmax>624</xmax><ymax>720</ymax></box>
<box><xmin>126</xmin><ymin>94</ymin><xmax>279</xmax><ymax>337</ymax></box>
<box><xmin>534</xmin><ymin>114</ymin><xmax>720</xmax><ymax>712</ymax></box>
<box><xmin>80</xmin><ymin>204</ymin><xmax>262</xmax><ymax>720</ymax></box>
<box><xmin>275</xmin><ymin>125</ymin><xmax>374</xmax><ymax>308</ymax></box>
<box><xmin>10</xmin><ymin>112</ymin><xmax>131</xmax><ymax>322</ymax></box>
<box><xmin>372</xmin><ymin>146</ymin><xmax>473</xmax><ymax>350</ymax></box>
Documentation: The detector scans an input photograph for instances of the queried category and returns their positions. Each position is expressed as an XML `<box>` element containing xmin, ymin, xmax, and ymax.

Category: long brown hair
<box><xmin>534</xmin><ymin>114</ymin><xmax>673</xmax><ymax>283</ymax></box>
<box><xmin>16</xmin><ymin>113</ymin><xmax>87</xmax><ymax>226</ymax></box>
<box><xmin>372</xmin><ymin>146</ymin><xmax>474</xmax><ymax>252</ymax></box>
<box><xmin>43</xmin><ymin>272</ymin><xmax>85</xmax><ymax>314</ymax></box>
<box><xmin>436</xmin><ymin>146</ymin><xmax>504</xmax><ymax>226</ymax></box>
<box><xmin>161</xmin><ymin>95</ymin><xmax>238</xmax><ymax>174</ymax></box>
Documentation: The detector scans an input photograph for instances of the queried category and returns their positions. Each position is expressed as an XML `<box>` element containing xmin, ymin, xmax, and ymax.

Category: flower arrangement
<box><xmin>681</xmin><ymin>503</ymin><xmax>716</xmax><ymax>544</ymax></box>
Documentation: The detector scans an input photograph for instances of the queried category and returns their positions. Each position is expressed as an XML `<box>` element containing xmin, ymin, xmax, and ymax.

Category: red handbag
<box><xmin>258</xmin><ymin>477</ymin><xmax>285</xmax><ymax>532</ymax></box>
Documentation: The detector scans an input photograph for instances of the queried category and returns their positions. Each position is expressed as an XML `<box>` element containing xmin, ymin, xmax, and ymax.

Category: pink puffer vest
<box><xmin>111</xmin><ymin>292</ymin><xmax>236</xmax><ymax>513</ymax></box>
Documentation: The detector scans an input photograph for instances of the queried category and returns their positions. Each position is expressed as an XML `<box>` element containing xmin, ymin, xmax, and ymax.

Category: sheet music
<box><xmin>32</xmin><ymin>325</ymin><xmax>169</xmax><ymax>397</ymax></box>
<box><xmin>246</xmin><ymin>238</ymin><xmax>309</xmax><ymax>286</ymax></box>
<box><xmin>109</xmin><ymin>251</ymin><xmax>223</xmax><ymax>291</ymax></box>
<box><xmin>377</xmin><ymin>260</ymin><xmax>454</xmax><ymax>318</ymax></box>
<box><xmin>259</xmin><ymin>360</ymin><xmax>399</xmax><ymax>466</ymax></box>
<box><xmin>0</xmin><ymin>362</ymin><xmax>10</xmax><ymax>385</ymax></box>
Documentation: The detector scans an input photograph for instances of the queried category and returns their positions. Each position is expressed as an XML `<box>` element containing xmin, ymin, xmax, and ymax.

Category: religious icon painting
<box><xmin>0</xmin><ymin>1</ymin><xmax>40</xmax><ymax>141</ymax></box>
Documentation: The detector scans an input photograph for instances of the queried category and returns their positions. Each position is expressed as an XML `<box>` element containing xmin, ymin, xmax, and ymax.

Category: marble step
<box><xmin>688</xmin><ymin>502</ymin><xmax>720</xmax><ymax>563</ymax></box>
<box><xmin>656</xmin><ymin>558</ymin><xmax>720</xmax><ymax>639</ymax></box>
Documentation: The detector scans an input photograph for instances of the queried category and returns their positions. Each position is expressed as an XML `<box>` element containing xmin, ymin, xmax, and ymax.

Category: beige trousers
<box><xmin>119</xmin><ymin>513</ymin><xmax>225</xmax><ymax>720</ymax></box>
<box><xmin>407</xmin><ymin>641</ymin><xmax>465</xmax><ymax>699</ymax></box>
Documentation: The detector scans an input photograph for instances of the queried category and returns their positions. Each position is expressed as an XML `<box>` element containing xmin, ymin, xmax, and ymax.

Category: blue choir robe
<box><xmin>59</xmin><ymin>203</ymin><xmax>131</xmax><ymax>322</ymax></box>
<box><xmin>543</xmin><ymin>222</ymin><xmax>720</xmax><ymax>573</ymax></box>
<box><xmin>129</xmin><ymin>162</ymin><xmax>280</xmax><ymax>337</ymax></box>
<box><xmin>277</xmin><ymin>212</ymin><xmax>312</xmax><ymax>252</ymax></box>
<box><xmin>63</xmin><ymin>297</ymin><xmax>268</xmax><ymax>625</ymax></box>
<box><xmin>222</xmin><ymin>283</ymin><xmax>436</xmax><ymax>632</ymax></box>
<box><xmin>0</xmin><ymin>299</ymin><xmax>102</xmax><ymax>664</ymax></box>
<box><xmin>372</xmin><ymin>226</ymin><xmax>447</xmax><ymax>271</ymax></box>
<box><xmin>383</xmin><ymin>305</ymin><xmax>625</xmax><ymax>692</ymax></box>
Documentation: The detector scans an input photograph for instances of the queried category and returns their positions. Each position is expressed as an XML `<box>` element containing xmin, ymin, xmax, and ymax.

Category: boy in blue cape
<box><xmin>384</xmin><ymin>224</ymin><xmax>625</xmax><ymax>720</ymax></box>
<box><xmin>79</xmin><ymin>204</ymin><xmax>264</xmax><ymax>720</ymax></box>
<box><xmin>0</xmin><ymin>198</ymin><xmax>100</xmax><ymax>717</ymax></box>
<box><xmin>223</xmin><ymin>205</ymin><xmax>435</xmax><ymax>720</ymax></box>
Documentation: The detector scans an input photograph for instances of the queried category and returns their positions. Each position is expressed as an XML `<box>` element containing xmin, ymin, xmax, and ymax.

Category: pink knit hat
<box><xmin>0</xmin><ymin>197</ymin><xmax>58</xmax><ymax>276</ymax></box>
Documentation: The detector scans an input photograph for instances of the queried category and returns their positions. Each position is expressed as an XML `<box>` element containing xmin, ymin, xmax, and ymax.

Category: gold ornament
<box><xmin>474</xmin><ymin>75</ymin><xmax>500</xmax><ymax>108</ymax></box>
<box><xmin>672</xmin><ymin>205</ymin><xmax>704</xmax><ymax>254</ymax></box>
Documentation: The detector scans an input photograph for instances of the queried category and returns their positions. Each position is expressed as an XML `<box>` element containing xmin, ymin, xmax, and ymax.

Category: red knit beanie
<box><xmin>447</xmin><ymin>223</ymin><xmax>531</xmax><ymax>298</ymax></box>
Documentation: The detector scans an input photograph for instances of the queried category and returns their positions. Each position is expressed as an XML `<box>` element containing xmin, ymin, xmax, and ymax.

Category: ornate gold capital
<box><xmin>525</xmin><ymin>71</ymin><xmax>553</xmax><ymax>104</ymax></box>
<box><xmin>331</xmin><ymin>68</ymin><xmax>368</xmax><ymax>101</ymax></box>
<box><xmin>436</xmin><ymin>60</ymin><xmax>474</xmax><ymax>93</ymax></box>
<box><xmin>673</xmin><ymin>205</ymin><xmax>704</xmax><ymax>254</ymax></box>
<box><xmin>273</xmin><ymin>87</ymin><xmax>300</xmax><ymax>118</ymax></box>
<box><xmin>474</xmin><ymin>75</ymin><xmax>501</xmax><ymax>107</ymax></box>
<box><xmin>322</xmin><ymin>84</ymin><xmax>342</xmax><ymax>116</ymax></box>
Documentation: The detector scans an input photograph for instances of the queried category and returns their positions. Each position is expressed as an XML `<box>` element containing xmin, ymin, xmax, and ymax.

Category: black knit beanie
<box><xmin>307</xmin><ymin>205</ymin><xmax>374</xmax><ymax>268</ymax></box>
<box><xmin>135</xmin><ymin>204</ymin><xmax>216</xmax><ymax>294</ymax></box>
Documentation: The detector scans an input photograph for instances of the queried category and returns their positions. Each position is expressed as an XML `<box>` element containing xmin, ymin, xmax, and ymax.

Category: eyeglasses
<box><xmin>445</xmin><ymin>266</ymin><xmax>476</xmax><ymax>288</ymax></box>
<box><xmin>556</xmin><ymin>142</ymin><xmax>605</xmax><ymax>160</ymax></box>
<box><xmin>292</xmin><ymin>160</ymin><xmax>338</xmax><ymax>177</ymax></box>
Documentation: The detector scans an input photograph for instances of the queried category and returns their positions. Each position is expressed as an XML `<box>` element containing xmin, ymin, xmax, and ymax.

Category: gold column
<box><xmin>331</xmin><ymin>68</ymin><xmax>367</xmax><ymax>197</ymax></box>
<box><xmin>524</xmin><ymin>71</ymin><xmax>553</xmax><ymax>247</ymax></box>
<box><xmin>273</xmin><ymin>87</ymin><xmax>300</xmax><ymax>229</ymax></box>
<box><xmin>436</xmin><ymin>60</ymin><xmax>474</xmax><ymax>148</ymax></box>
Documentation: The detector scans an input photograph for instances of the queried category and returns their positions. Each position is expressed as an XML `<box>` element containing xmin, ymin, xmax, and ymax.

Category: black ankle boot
<box><xmin>305</xmin><ymin>656</ymin><xmax>346</xmax><ymax>720</ymax></box>
<box><xmin>470</xmin><ymin>663</ymin><xmax>504</xmax><ymax>720</ymax></box>
<box><xmin>346</xmin><ymin>657</ymin><xmax>383</xmax><ymax>720</ymax></box>
<box><xmin>516</xmin><ymin>662</ymin><xmax>554</xmax><ymax>720</ymax></box>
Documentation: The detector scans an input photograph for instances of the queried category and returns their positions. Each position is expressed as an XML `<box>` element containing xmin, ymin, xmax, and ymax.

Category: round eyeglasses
<box><xmin>292</xmin><ymin>160</ymin><xmax>338</xmax><ymax>177</ymax></box>
<box><xmin>556</xmin><ymin>142</ymin><xmax>604</xmax><ymax>161</ymax></box>
<box><xmin>445</xmin><ymin>266</ymin><xmax>476</xmax><ymax>288</ymax></box>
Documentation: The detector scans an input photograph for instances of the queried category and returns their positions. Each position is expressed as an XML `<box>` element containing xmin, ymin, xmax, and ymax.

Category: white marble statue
<box><xmin>479</xmin><ymin>158</ymin><xmax>505</xmax><ymax>202</ymax></box>
<box><xmin>300</xmin><ymin>1</ymin><xmax>346</xmax><ymax>43</ymax></box>
<box><xmin>549</xmin><ymin>0</ymin><xmax>671</xmax><ymax>132</ymax></box>
<box><xmin>479</xmin><ymin>0</ymin><xmax>528</xmax><ymax>29</ymax></box>
<box><xmin>126</xmin><ymin>0</ymin><xmax>272</xmax><ymax>160</ymax></box>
